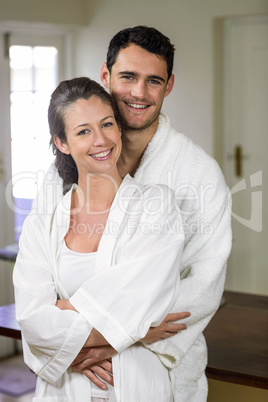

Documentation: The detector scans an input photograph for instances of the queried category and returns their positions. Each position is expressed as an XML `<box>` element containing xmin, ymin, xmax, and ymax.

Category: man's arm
<box><xmin>143</xmin><ymin>166</ymin><xmax>232</xmax><ymax>369</ymax></box>
<box><xmin>73</xmin><ymin>312</ymin><xmax>190</xmax><ymax>388</ymax></box>
<box><xmin>57</xmin><ymin>299</ymin><xmax>190</xmax><ymax>388</ymax></box>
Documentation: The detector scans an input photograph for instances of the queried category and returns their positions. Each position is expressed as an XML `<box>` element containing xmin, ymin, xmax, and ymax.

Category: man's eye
<box><xmin>149</xmin><ymin>79</ymin><xmax>161</xmax><ymax>85</ymax></box>
<box><xmin>121</xmin><ymin>75</ymin><xmax>134</xmax><ymax>80</ymax></box>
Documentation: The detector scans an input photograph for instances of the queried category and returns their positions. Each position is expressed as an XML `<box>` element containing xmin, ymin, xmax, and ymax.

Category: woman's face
<box><xmin>55</xmin><ymin>96</ymin><xmax>122</xmax><ymax>178</ymax></box>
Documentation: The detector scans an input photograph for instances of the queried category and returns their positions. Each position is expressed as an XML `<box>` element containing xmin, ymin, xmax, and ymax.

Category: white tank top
<box><xmin>58</xmin><ymin>241</ymin><xmax>112</xmax><ymax>399</ymax></box>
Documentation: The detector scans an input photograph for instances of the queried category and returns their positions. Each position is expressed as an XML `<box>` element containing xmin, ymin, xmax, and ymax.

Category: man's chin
<box><xmin>122</xmin><ymin>121</ymin><xmax>151</xmax><ymax>133</ymax></box>
<box><xmin>123</xmin><ymin>116</ymin><xmax>160</xmax><ymax>133</ymax></box>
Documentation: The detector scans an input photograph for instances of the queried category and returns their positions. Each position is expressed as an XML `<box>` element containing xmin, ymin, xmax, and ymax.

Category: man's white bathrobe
<box><xmin>30</xmin><ymin>112</ymin><xmax>232</xmax><ymax>401</ymax></box>
<box><xmin>13</xmin><ymin>174</ymin><xmax>185</xmax><ymax>401</ymax></box>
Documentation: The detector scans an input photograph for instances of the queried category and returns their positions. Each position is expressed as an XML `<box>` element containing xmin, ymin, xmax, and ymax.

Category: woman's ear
<box><xmin>53</xmin><ymin>135</ymin><xmax>70</xmax><ymax>155</ymax></box>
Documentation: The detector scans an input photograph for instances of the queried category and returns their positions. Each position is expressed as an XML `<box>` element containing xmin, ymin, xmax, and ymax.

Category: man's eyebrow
<box><xmin>118</xmin><ymin>71</ymin><xmax>137</xmax><ymax>76</ymax></box>
<box><xmin>118</xmin><ymin>71</ymin><xmax>166</xmax><ymax>83</ymax></box>
<box><xmin>148</xmin><ymin>75</ymin><xmax>166</xmax><ymax>83</ymax></box>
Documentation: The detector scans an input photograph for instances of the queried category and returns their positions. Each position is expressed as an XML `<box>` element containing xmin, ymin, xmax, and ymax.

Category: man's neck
<box><xmin>118</xmin><ymin>119</ymin><xmax>159</xmax><ymax>177</ymax></box>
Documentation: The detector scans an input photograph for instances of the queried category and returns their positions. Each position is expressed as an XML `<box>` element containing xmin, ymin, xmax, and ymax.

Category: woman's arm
<box><xmin>13</xmin><ymin>215</ymin><xmax>93</xmax><ymax>385</ymax></box>
<box><xmin>14</xmin><ymin>185</ymin><xmax>184</xmax><ymax>385</ymax></box>
<box><xmin>68</xmin><ymin>187</ymin><xmax>184</xmax><ymax>352</ymax></box>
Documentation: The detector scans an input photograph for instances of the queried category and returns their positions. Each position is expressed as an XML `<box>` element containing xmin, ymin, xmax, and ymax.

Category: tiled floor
<box><xmin>0</xmin><ymin>355</ymin><xmax>34</xmax><ymax>402</ymax></box>
<box><xmin>0</xmin><ymin>392</ymin><xmax>34</xmax><ymax>402</ymax></box>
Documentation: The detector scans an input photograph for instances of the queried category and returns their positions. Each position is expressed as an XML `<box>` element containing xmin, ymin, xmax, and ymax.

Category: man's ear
<box><xmin>53</xmin><ymin>135</ymin><xmax>70</xmax><ymax>155</ymax></box>
<box><xmin>164</xmin><ymin>74</ymin><xmax>175</xmax><ymax>98</ymax></box>
<box><xmin>100</xmin><ymin>62</ymin><xmax>110</xmax><ymax>89</ymax></box>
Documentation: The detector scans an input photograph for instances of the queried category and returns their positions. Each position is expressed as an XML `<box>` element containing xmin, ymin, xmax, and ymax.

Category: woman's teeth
<box><xmin>92</xmin><ymin>149</ymin><xmax>112</xmax><ymax>158</ymax></box>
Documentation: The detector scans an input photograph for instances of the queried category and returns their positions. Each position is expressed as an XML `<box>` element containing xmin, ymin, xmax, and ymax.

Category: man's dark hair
<box><xmin>106</xmin><ymin>26</ymin><xmax>175</xmax><ymax>80</ymax></box>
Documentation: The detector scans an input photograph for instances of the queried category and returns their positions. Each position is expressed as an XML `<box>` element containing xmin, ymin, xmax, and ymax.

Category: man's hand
<box><xmin>81</xmin><ymin>360</ymin><xmax>114</xmax><ymax>390</ymax></box>
<box><xmin>72</xmin><ymin>345</ymin><xmax>117</xmax><ymax>371</ymax></box>
<box><xmin>72</xmin><ymin>345</ymin><xmax>116</xmax><ymax>390</ymax></box>
<box><xmin>141</xmin><ymin>312</ymin><xmax>191</xmax><ymax>344</ymax></box>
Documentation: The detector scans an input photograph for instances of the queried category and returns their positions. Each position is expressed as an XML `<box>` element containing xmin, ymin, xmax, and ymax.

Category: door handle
<box><xmin>234</xmin><ymin>145</ymin><xmax>242</xmax><ymax>177</ymax></box>
<box><xmin>227</xmin><ymin>145</ymin><xmax>249</xmax><ymax>177</ymax></box>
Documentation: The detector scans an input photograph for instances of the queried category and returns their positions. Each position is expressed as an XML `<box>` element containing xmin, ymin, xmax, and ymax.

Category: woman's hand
<box><xmin>141</xmin><ymin>312</ymin><xmax>191</xmax><ymax>344</ymax></box>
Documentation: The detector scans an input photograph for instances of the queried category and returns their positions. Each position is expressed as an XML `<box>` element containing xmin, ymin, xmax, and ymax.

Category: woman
<box><xmin>13</xmin><ymin>77</ymin><xmax>186</xmax><ymax>402</ymax></box>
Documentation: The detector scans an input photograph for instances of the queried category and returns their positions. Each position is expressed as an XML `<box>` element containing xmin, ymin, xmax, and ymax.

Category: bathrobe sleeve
<box><xmin>142</xmin><ymin>163</ymin><xmax>232</xmax><ymax>369</ymax></box>
<box><xmin>70</xmin><ymin>185</ymin><xmax>185</xmax><ymax>352</ymax></box>
<box><xmin>13</xmin><ymin>213</ymin><xmax>94</xmax><ymax>384</ymax></box>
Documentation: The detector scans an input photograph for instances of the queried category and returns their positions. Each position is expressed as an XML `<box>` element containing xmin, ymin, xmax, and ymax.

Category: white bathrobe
<box><xmin>133</xmin><ymin>113</ymin><xmax>232</xmax><ymax>401</ymax></box>
<box><xmin>30</xmin><ymin>112</ymin><xmax>232</xmax><ymax>401</ymax></box>
<box><xmin>13</xmin><ymin>174</ymin><xmax>185</xmax><ymax>401</ymax></box>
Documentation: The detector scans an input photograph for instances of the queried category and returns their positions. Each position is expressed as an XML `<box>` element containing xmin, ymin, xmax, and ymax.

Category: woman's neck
<box><xmin>74</xmin><ymin>171</ymin><xmax>122</xmax><ymax>213</ymax></box>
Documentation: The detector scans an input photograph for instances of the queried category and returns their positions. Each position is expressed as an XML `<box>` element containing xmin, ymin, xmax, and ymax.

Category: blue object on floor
<box><xmin>0</xmin><ymin>355</ymin><xmax>36</xmax><ymax>396</ymax></box>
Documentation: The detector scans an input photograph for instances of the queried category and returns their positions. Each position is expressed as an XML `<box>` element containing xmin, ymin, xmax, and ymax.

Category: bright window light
<box><xmin>9</xmin><ymin>45</ymin><xmax>58</xmax><ymax>240</ymax></box>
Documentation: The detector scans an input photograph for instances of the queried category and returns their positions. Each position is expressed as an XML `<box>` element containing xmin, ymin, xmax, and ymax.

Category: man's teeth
<box><xmin>92</xmin><ymin>149</ymin><xmax>112</xmax><ymax>158</ymax></box>
<box><xmin>127</xmin><ymin>103</ymin><xmax>148</xmax><ymax>109</ymax></box>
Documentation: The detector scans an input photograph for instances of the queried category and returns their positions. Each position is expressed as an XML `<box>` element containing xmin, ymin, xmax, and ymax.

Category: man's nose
<box><xmin>130</xmin><ymin>80</ymin><xmax>147</xmax><ymax>99</ymax></box>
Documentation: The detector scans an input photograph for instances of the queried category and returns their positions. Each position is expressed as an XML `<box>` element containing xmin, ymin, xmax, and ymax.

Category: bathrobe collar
<box><xmin>52</xmin><ymin>174</ymin><xmax>138</xmax><ymax>273</ymax></box>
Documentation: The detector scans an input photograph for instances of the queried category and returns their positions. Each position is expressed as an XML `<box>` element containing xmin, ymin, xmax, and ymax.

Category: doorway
<box><xmin>223</xmin><ymin>16</ymin><xmax>268</xmax><ymax>295</ymax></box>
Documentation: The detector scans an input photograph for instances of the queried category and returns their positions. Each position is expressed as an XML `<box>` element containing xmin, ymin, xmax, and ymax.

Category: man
<box><xmin>35</xmin><ymin>26</ymin><xmax>232</xmax><ymax>401</ymax></box>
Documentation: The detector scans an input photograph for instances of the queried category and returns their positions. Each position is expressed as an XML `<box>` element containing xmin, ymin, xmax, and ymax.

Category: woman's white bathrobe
<box><xmin>13</xmin><ymin>174</ymin><xmax>185</xmax><ymax>402</ymax></box>
<box><xmin>33</xmin><ymin>112</ymin><xmax>232</xmax><ymax>401</ymax></box>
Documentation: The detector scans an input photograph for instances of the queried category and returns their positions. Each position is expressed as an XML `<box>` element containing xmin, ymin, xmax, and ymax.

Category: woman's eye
<box><xmin>78</xmin><ymin>129</ymin><xmax>88</xmax><ymax>136</ymax></box>
<box><xmin>102</xmin><ymin>122</ymin><xmax>113</xmax><ymax>128</ymax></box>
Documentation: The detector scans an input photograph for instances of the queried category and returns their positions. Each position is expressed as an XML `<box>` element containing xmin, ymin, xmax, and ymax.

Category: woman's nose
<box><xmin>93</xmin><ymin>129</ymin><xmax>106</xmax><ymax>146</ymax></box>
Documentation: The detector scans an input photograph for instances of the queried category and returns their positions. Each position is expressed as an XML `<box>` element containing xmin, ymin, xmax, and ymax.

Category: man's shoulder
<box><xmin>122</xmin><ymin>173</ymin><xmax>174</xmax><ymax>199</ymax></box>
<box><xmin>163</xmin><ymin>121</ymin><xmax>222</xmax><ymax>177</ymax></box>
<box><xmin>160</xmin><ymin>114</ymin><xmax>216</xmax><ymax>161</ymax></box>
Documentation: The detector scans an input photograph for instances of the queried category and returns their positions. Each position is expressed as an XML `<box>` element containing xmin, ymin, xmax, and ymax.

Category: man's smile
<box><xmin>125</xmin><ymin>102</ymin><xmax>150</xmax><ymax>109</ymax></box>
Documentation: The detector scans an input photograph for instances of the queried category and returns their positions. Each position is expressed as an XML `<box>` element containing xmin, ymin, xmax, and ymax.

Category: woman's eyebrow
<box><xmin>74</xmin><ymin>116</ymin><xmax>114</xmax><ymax>130</ymax></box>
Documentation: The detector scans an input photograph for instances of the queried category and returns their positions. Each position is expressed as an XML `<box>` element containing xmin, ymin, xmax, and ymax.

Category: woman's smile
<box><xmin>89</xmin><ymin>147</ymin><xmax>114</xmax><ymax>160</ymax></box>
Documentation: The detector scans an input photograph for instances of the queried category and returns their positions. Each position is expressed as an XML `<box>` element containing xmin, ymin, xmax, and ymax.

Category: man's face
<box><xmin>101</xmin><ymin>44</ymin><xmax>174</xmax><ymax>133</ymax></box>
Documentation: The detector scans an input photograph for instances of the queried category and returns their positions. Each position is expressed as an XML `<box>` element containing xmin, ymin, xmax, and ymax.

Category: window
<box><xmin>0</xmin><ymin>25</ymin><xmax>71</xmax><ymax>244</ymax></box>
<box><xmin>10</xmin><ymin>45</ymin><xmax>58</xmax><ymax>241</ymax></box>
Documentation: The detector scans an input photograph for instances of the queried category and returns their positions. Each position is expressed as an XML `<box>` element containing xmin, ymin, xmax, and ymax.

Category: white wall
<box><xmin>0</xmin><ymin>0</ymin><xmax>88</xmax><ymax>25</ymax></box>
<box><xmin>73</xmin><ymin>0</ymin><xmax>268</xmax><ymax>156</ymax></box>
